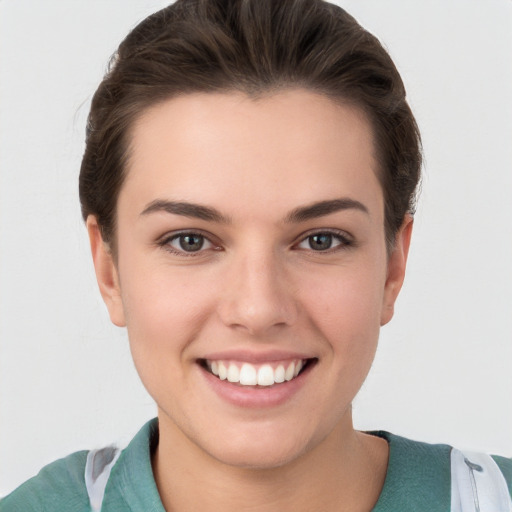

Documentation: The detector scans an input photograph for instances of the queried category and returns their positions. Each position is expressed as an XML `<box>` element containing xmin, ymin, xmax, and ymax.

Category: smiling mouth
<box><xmin>200</xmin><ymin>358</ymin><xmax>316</xmax><ymax>387</ymax></box>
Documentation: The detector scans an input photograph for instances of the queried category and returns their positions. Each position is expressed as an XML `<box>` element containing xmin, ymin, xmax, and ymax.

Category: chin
<box><xmin>211</xmin><ymin>442</ymin><xmax>306</xmax><ymax>470</ymax></box>
<box><xmin>199</xmin><ymin>425</ymin><xmax>316</xmax><ymax>470</ymax></box>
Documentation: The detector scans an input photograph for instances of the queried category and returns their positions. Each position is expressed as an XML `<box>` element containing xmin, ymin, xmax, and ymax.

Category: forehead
<box><xmin>121</xmin><ymin>90</ymin><xmax>383</xmax><ymax>220</ymax></box>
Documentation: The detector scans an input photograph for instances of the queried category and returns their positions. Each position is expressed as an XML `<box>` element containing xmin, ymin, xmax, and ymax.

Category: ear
<box><xmin>86</xmin><ymin>216</ymin><xmax>126</xmax><ymax>327</ymax></box>
<box><xmin>380</xmin><ymin>215</ymin><xmax>413</xmax><ymax>326</ymax></box>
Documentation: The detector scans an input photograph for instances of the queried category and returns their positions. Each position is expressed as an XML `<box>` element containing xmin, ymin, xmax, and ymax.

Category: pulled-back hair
<box><xmin>79</xmin><ymin>0</ymin><xmax>421</xmax><ymax>250</ymax></box>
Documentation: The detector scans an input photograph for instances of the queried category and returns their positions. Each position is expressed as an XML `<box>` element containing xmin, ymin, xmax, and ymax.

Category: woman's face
<box><xmin>89</xmin><ymin>90</ymin><xmax>411</xmax><ymax>468</ymax></box>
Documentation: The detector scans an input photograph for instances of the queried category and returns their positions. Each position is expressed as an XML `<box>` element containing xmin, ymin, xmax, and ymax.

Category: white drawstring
<box><xmin>84</xmin><ymin>447</ymin><xmax>121</xmax><ymax>512</ymax></box>
<box><xmin>451</xmin><ymin>448</ymin><xmax>512</xmax><ymax>512</ymax></box>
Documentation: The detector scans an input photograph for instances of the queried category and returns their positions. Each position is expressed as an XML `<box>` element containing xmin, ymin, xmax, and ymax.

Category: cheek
<box><xmin>302</xmin><ymin>261</ymin><xmax>386</xmax><ymax>357</ymax></box>
<box><xmin>119</xmin><ymin>245</ymin><xmax>212</xmax><ymax>322</ymax></box>
<box><xmin>119</xmin><ymin>271</ymin><xmax>216</xmax><ymax>416</ymax></box>
<box><xmin>117</xmin><ymin>256</ymin><xmax>217</xmax><ymax>373</ymax></box>
<box><xmin>290</xmin><ymin>263</ymin><xmax>386</xmax><ymax>430</ymax></box>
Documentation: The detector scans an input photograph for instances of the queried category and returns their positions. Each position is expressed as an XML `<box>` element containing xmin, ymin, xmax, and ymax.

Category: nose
<box><xmin>217</xmin><ymin>250</ymin><xmax>298</xmax><ymax>336</ymax></box>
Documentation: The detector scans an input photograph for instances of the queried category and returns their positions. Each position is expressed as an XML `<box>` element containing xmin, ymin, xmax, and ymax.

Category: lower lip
<box><xmin>199</xmin><ymin>361</ymin><xmax>315</xmax><ymax>408</ymax></box>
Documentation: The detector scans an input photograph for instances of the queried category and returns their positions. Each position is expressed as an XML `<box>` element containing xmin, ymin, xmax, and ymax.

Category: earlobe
<box><xmin>380</xmin><ymin>215</ymin><xmax>413</xmax><ymax>326</ymax></box>
<box><xmin>86</xmin><ymin>216</ymin><xmax>126</xmax><ymax>327</ymax></box>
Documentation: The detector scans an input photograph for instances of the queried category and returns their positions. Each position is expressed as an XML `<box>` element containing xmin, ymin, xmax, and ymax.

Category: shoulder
<box><xmin>373</xmin><ymin>431</ymin><xmax>453</xmax><ymax>511</ymax></box>
<box><xmin>0</xmin><ymin>450</ymin><xmax>90</xmax><ymax>512</ymax></box>
<box><xmin>371</xmin><ymin>431</ymin><xmax>512</xmax><ymax>512</ymax></box>
<box><xmin>492</xmin><ymin>454</ymin><xmax>512</xmax><ymax>496</ymax></box>
<box><xmin>0</xmin><ymin>419</ymin><xmax>160</xmax><ymax>512</ymax></box>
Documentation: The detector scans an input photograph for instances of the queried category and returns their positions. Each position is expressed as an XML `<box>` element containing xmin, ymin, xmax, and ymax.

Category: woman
<box><xmin>2</xmin><ymin>1</ymin><xmax>511</xmax><ymax>511</ymax></box>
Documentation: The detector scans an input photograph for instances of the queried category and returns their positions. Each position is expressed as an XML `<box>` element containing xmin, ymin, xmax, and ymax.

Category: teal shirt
<box><xmin>2</xmin><ymin>419</ymin><xmax>511</xmax><ymax>511</ymax></box>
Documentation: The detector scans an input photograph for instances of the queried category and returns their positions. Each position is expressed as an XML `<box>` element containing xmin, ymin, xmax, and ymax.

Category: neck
<box><xmin>152</xmin><ymin>411</ymin><xmax>389</xmax><ymax>512</ymax></box>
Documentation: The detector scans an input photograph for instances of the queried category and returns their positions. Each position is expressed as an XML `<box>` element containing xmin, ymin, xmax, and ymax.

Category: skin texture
<box><xmin>88</xmin><ymin>90</ymin><xmax>412</xmax><ymax>511</ymax></box>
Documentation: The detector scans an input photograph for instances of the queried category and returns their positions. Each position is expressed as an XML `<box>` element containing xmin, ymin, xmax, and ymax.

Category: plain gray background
<box><xmin>1</xmin><ymin>0</ymin><xmax>511</xmax><ymax>496</ymax></box>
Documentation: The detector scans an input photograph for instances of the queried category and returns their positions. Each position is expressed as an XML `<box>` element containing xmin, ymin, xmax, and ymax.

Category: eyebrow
<box><xmin>140</xmin><ymin>200</ymin><xmax>231</xmax><ymax>223</ymax></box>
<box><xmin>140</xmin><ymin>197</ymin><xmax>368</xmax><ymax>224</ymax></box>
<box><xmin>284</xmin><ymin>198</ymin><xmax>369</xmax><ymax>223</ymax></box>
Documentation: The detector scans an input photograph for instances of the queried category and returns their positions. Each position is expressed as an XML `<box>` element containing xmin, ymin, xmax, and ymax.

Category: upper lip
<box><xmin>199</xmin><ymin>349</ymin><xmax>315</xmax><ymax>364</ymax></box>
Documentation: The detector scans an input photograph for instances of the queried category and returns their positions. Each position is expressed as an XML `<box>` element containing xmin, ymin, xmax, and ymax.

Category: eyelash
<box><xmin>157</xmin><ymin>229</ymin><xmax>354</xmax><ymax>256</ymax></box>
<box><xmin>157</xmin><ymin>230</ymin><xmax>220</xmax><ymax>257</ymax></box>
<box><xmin>295</xmin><ymin>229</ymin><xmax>354</xmax><ymax>253</ymax></box>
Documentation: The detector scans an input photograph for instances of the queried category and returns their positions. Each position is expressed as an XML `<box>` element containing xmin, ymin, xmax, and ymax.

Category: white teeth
<box><xmin>274</xmin><ymin>365</ymin><xmax>285</xmax><ymax>383</ymax></box>
<box><xmin>218</xmin><ymin>362</ymin><xmax>227</xmax><ymax>380</ymax></box>
<box><xmin>285</xmin><ymin>362</ymin><xmax>295</xmax><ymax>381</ymax></box>
<box><xmin>239</xmin><ymin>363</ymin><xmax>258</xmax><ymax>385</ymax></box>
<box><xmin>205</xmin><ymin>359</ymin><xmax>307</xmax><ymax>386</ymax></box>
<box><xmin>227</xmin><ymin>363</ymin><xmax>240</xmax><ymax>383</ymax></box>
<box><xmin>257</xmin><ymin>364</ymin><xmax>275</xmax><ymax>386</ymax></box>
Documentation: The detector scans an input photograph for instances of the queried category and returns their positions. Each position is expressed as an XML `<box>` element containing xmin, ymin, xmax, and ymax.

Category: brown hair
<box><xmin>79</xmin><ymin>0</ymin><xmax>421</xmax><ymax>250</ymax></box>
